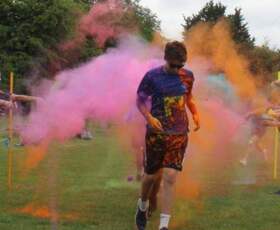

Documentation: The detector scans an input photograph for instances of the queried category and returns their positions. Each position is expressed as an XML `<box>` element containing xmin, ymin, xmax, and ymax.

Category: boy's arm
<box><xmin>245</xmin><ymin>107</ymin><xmax>267</xmax><ymax>119</ymax></box>
<box><xmin>137</xmin><ymin>72</ymin><xmax>163</xmax><ymax>132</ymax></box>
<box><xmin>136</xmin><ymin>96</ymin><xmax>163</xmax><ymax>131</ymax></box>
<box><xmin>263</xmin><ymin>120</ymin><xmax>280</xmax><ymax>127</ymax></box>
<box><xmin>12</xmin><ymin>94</ymin><xmax>40</xmax><ymax>103</ymax></box>
<box><xmin>186</xmin><ymin>94</ymin><xmax>200</xmax><ymax>131</ymax></box>
<box><xmin>0</xmin><ymin>99</ymin><xmax>12</xmax><ymax>108</ymax></box>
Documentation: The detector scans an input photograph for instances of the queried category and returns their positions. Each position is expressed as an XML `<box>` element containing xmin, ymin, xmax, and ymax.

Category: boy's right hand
<box><xmin>11</xmin><ymin>94</ymin><xmax>17</xmax><ymax>101</ymax></box>
<box><xmin>2</xmin><ymin>100</ymin><xmax>12</xmax><ymax>109</ymax></box>
<box><xmin>146</xmin><ymin>114</ymin><xmax>163</xmax><ymax>132</ymax></box>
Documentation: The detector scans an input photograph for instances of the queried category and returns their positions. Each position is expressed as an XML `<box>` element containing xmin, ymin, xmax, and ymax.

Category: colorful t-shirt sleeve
<box><xmin>181</xmin><ymin>70</ymin><xmax>194</xmax><ymax>96</ymax></box>
<box><xmin>137</xmin><ymin>73</ymin><xmax>154</xmax><ymax>99</ymax></box>
<box><xmin>187</xmin><ymin>73</ymin><xmax>194</xmax><ymax>96</ymax></box>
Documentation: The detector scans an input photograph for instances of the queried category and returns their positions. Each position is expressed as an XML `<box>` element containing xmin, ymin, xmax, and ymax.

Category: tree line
<box><xmin>0</xmin><ymin>0</ymin><xmax>278</xmax><ymax>93</ymax></box>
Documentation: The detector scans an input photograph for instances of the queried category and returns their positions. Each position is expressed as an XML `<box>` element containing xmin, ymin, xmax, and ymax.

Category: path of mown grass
<box><xmin>0</xmin><ymin>121</ymin><xmax>280</xmax><ymax>230</ymax></box>
<box><xmin>0</xmin><ymin>125</ymin><xmax>139</xmax><ymax>230</ymax></box>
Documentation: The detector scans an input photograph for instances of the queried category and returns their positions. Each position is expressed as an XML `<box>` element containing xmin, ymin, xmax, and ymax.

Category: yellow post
<box><xmin>273</xmin><ymin>71</ymin><xmax>280</xmax><ymax>179</ymax></box>
<box><xmin>7</xmin><ymin>72</ymin><xmax>14</xmax><ymax>189</ymax></box>
<box><xmin>274</xmin><ymin>127</ymin><xmax>279</xmax><ymax>179</ymax></box>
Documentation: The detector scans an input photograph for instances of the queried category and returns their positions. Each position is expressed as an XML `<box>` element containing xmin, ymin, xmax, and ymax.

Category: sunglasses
<box><xmin>169</xmin><ymin>63</ymin><xmax>184</xmax><ymax>69</ymax></box>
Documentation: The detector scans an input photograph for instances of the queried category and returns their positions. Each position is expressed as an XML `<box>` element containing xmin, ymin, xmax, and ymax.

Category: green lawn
<box><xmin>0</xmin><ymin>122</ymin><xmax>280</xmax><ymax>230</ymax></box>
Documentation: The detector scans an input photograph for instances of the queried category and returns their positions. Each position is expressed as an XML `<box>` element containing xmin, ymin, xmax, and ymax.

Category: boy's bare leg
<box><xmin>148</xmin><ymin>169</ymin><xmax>163</xmax><ymax>216</ymax></box>
<box><xmin>159</xmin><ymin>168</ymin><xmax>178</xmax><ymax>229</ymax></box>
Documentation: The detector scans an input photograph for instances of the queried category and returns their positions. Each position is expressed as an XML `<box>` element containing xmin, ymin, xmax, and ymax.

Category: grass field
<box><xmin>1</xmin><ymin>122</ymin><xmax>280</xmax><ymax>230</ymax></box>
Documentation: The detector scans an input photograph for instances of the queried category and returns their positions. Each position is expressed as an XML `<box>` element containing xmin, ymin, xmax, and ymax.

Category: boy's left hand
<box><xmin>193</xmin><ymin>114</ymin><xmax>200</xmax><ymax>131</ymax></box>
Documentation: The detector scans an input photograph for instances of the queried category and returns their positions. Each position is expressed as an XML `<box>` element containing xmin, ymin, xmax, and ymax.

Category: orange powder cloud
<box><xmin>185</xmin><ymin>19</ymin><xmax>258</xmax><ymax>99</ymax></box>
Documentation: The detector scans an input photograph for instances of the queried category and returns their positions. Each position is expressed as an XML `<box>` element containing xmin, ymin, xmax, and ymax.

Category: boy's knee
<box><xmin>163</xmin><ymin>170</ymin><xmax>177</xmax><ymax>185</ymax></box>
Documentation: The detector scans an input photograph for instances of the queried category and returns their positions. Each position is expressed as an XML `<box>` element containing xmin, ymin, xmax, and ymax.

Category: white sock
<box><xmin>159</xmin><ymin>213</ymin><xmax>171</xmax><ymax>229</ymax></box>
<box><xmin>138</xmin><ymin>198</ymin><xmax>149</xmax><ymax>211</ymax></box>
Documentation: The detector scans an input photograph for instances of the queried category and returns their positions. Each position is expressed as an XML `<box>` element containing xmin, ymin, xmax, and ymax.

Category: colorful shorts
<box><xmin>144</xmin><ymin>131</ymin><xmax>188</xmax><ymax>174</ymax></box>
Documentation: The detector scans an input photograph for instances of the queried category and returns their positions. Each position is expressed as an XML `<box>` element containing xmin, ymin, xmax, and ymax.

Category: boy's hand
<box><xmin>11</xmin><ymin>94</ymin><xmax>18</xmax><ymax>101</ymax></box>
<box><xmin>146</xmin><ymin>114</ymin><xmax>163</xmax><ymax>132</ymax></box>
<box><xmin>193</xmin><ymin>114</ymin><xmax>200</xmax><ymax>131</ymax></box>
<box><xmin>1</xmin><ymin>100</ymin><xmax>12</xmax><ymax>109</ymax></box>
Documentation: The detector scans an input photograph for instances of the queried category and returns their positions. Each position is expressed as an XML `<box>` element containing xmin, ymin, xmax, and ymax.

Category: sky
<box><xmin>140</xmin><ymin>0</ymin><xmax>280</xmax><ymax>49</ymax></box>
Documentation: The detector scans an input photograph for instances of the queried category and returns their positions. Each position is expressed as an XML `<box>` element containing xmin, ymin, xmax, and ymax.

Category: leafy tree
<box><xmin>183</xmin><ymin>1</ymin><xmax>226</xmax><ymax>30</ymax></box>
<box><xmin>53</xmin><ymin>0</ymin><xmax>160</xmax><ymax>72</ymax></box>
<box><xmin>75</xmin><ymin>0</ymin><xmax>161</xmax><ymax>41</ymax></box>
<box><xmin>127</xmin><ymin>0</ymin><xmax>160</xmax><ymax>41</ymax></box>
<box><xmin>0</xmin><ymin>0</ymin><xmax>83</xmax><ymax>91</ymax></box>
<box><xmin>0</xmin><ymin>0</ymin><xmax>160</xmax><ymax>92</ymax></box>
<box><xmin>182</xmin><ymin>0</ymin><xmax>280</xmax><ymax>83</ymax></box>
<box><xmin>249</xmin><ymin>44</ymin><xmax>280</xmax><ymax>81</ymax></box>
<box><xmin>228</xmin><ymin>8</ymin><xmax>255</xmax><ymax>48</ymax></box>
<box><xmin>183</xmin><ymin>0</ymin><xmax>254</xmax><ymax>47</ymax></box>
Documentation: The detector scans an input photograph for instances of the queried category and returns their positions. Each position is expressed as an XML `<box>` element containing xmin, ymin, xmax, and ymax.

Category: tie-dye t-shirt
<box><xmin>137</xmin><ymin>66</ymin><xmax>194</xmax><ymax>134</ymax></box>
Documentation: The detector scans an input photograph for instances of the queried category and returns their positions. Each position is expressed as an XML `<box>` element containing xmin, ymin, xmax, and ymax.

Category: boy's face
<box><xmin>165</xmin><ymin>58</ymin><xmax>186</xmax><ymax>74</ymax></box>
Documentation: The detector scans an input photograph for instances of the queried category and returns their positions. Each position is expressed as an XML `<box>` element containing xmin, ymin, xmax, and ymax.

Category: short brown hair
<box><xmin>164</xmin><ymin>41</ymin><xmax>187</xmax><ymax>62</ymax></box>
